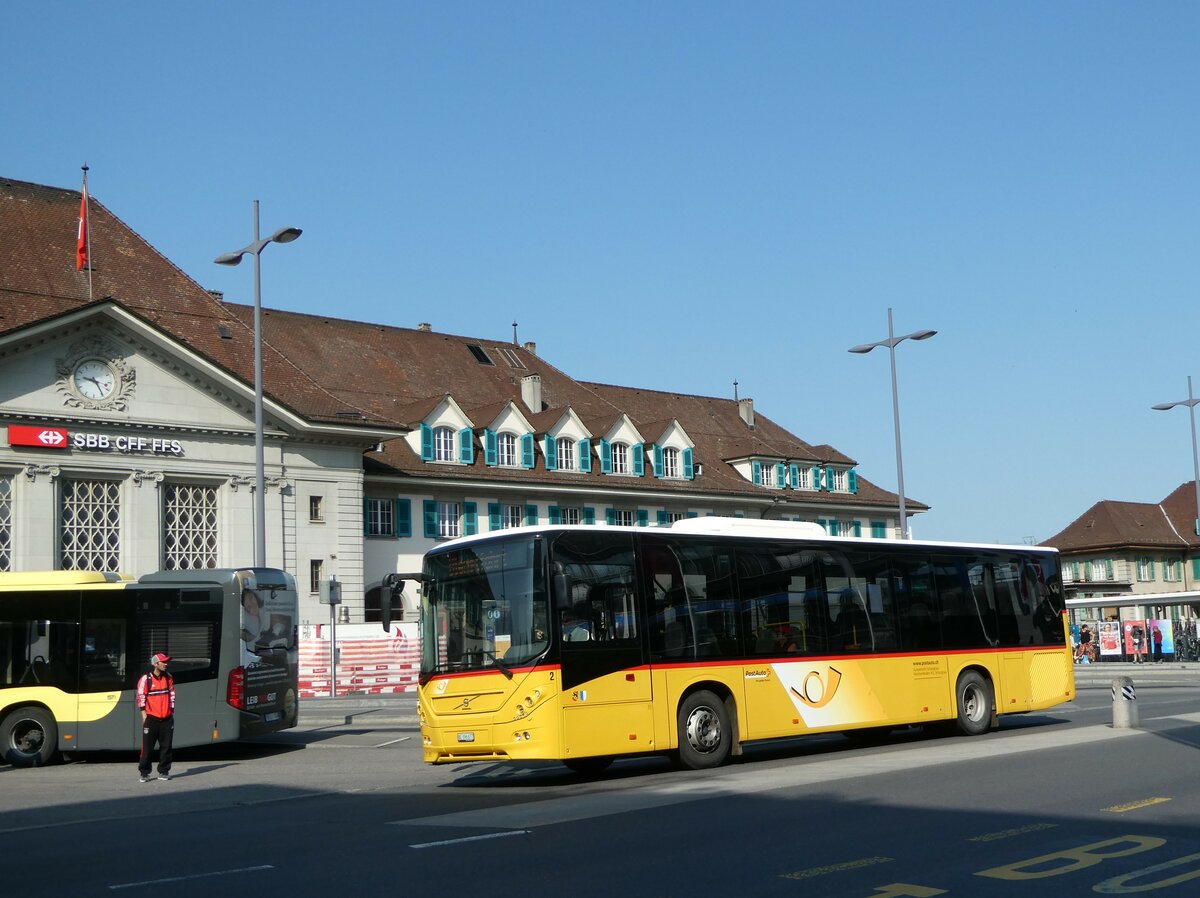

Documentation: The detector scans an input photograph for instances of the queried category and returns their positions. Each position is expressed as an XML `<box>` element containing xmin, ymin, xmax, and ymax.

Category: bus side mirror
<box><xmin>552</xmin><ymin>564</ymin><xmax>571</xmax><ymax>610</ymax></box>
<box><xmin>381</xmin><ymin>574</ymin><xmax>404</xmax><ymax>632</ymax></box>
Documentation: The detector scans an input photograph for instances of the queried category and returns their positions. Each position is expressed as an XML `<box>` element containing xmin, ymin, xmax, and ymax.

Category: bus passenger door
<box><xmin>77</xmin><ymin>600</ymin><xmax>137</xmax><ymax>751</ymax></box>
<box><xmin>555</xmin><ymin>532</ymin><xmax>654</xmax><ymax>760</ymax></box>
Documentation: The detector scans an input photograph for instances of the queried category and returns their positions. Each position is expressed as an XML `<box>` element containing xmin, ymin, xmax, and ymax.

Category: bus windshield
<box><xmin>421</xmin><ymin>536</ymin><xmax>549</xmax><ymax>678</ymax></box>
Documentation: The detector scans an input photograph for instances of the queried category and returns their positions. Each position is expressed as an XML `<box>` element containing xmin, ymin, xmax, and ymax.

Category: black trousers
<box><xmin>138</xmin><ymin>714</ymin><xmax>174</xmax><ymax>775</ymax></box>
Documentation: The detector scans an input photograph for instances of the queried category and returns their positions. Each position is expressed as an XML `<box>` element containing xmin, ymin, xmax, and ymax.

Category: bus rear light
<box><xmin>226</xmin><ymin>666</ymin><xmax>246</xmax><ymax>710</ymax></box>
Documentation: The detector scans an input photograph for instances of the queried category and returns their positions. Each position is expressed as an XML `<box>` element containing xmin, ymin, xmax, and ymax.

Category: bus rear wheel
<box><xmin>2</xmin><ymin>706</ymin><xmax>58</xmax><ymax>768</ymax></box>
<box><xmin>677</xmin><ymin>690</ymin><xmax>731</xmax><ymax>770</ymax></box>
<box><xmin>954</xmin><ymin>671</ymin><xmax>993</xmax><ymax>736</ymax></box>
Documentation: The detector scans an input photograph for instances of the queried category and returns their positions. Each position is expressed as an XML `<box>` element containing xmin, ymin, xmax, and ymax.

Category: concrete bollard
<box><xmin>1112</xmin><ymin>676</ymin><xmax>1138</xmax><ymax>728</ymax></box>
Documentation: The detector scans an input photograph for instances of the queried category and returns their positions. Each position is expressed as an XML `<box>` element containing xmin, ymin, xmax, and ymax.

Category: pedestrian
<box><xmin>1130</xmin><ymin>623</ymin><xmax>1145</xmax><ymax>664</ymax></box>
<box><xmin>1152</xmin><ymin>624</ymin><xmax>1163</xmax><ymax>663</ymax></box>
<box><xmin>136</xmin><ymin>652</ymin><xmax>175</xmax><ymax>782</ymax></box>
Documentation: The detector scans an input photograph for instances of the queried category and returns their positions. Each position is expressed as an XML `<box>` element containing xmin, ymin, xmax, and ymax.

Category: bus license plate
<box><xmin>456</xmin><ymin>732</ymin><xmax>475</xmax><ymax>743</ymax></box>
<box><xmin>264</xmin><ymin>712</ymin><xmax>282</xmax><ymax>723</ymax></box>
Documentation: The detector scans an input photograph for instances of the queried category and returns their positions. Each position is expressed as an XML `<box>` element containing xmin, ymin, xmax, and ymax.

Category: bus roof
<box><xmin>427</xmin><ymin>517</ymin><xmax>1060</xmax><ymax>556</ymax></box>
<box><xmin>0</xmin><ymin>571</ymin><xmax>133</xmax><ymax>589</ymax></box>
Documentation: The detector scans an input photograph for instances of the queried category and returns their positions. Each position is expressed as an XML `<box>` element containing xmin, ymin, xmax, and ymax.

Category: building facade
<box><xmin>1</xmin><ymin>177</ymin><xmax>925</xmax><ymax>631</ymax></box>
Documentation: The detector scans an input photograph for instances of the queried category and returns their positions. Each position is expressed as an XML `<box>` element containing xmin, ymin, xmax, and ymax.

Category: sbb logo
<box><xmin>7</xmin><ymin>425</ymin><xmax>69</xmax><ymax>449</ymax></box>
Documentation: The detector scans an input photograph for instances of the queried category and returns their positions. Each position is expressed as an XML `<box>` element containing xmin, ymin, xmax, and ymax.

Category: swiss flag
<box><xmin>76</xmin><ymin>181</ymin><xmax>88</xmax><ymax>270</ymax></box>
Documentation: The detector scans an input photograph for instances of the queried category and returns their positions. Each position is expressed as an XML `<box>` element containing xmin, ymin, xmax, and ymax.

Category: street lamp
<box><xmin>215</xmin><ymin>200</ymin><xmax>302</xmax><ymax>567</ymax></box>
<box><xmin>849</xmin><ymin>308</ymin><xmax>936</xmax><ymax>539</ymax></box>
<box><xmin>1152</xmin><ymin>375</ymin><xmax>1200</xmax><ymax>537</ymax></box>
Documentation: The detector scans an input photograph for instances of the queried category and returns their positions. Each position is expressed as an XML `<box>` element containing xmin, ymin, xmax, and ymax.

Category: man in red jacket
<box><xmin>136</xmin><ymin>652</ymin><xmax>176</xmax><ymax>782</ymax></box>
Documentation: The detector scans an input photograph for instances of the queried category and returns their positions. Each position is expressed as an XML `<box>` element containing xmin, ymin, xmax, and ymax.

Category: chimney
<box><xmin>207</xmin><ymin>290</ymin><xmax>224</xmax><ymax>302</ymax></box>
<box><xmin>417</xmin><ymin>322</ymin><xmax>432</xmax><ymax>332</ymax></box>
<box><xmin>523</xmin><ymin>341</ymin><xmax>537</xmax><ymax>356</ymax></box>
<box><xmin>521</xmin><ymin>374</ymin><xmax>543</xmax><ymax>413</ymax></box>
<box><xmin>738</xmin><ymin>398</ymin><xmax>755</xmax><ymax>429</ymax></box>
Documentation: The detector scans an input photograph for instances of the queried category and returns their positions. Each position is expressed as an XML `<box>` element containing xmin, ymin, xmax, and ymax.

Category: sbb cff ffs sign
<box><xmin>7</xmin><ymin>425</ymin><xmax>68</xmax><ymax>448</ymax></box>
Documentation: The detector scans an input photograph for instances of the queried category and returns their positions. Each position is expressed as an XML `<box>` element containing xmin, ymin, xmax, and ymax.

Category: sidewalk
<box><xmin>298</xmin><ymin>691</ymin><xmax>418</xmax><ymax>727</ymax></box>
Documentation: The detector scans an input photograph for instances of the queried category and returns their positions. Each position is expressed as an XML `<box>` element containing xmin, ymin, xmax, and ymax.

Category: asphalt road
<box><xmin>4</xmin><ymin>667</ymin><xmax>1199</xmax><ymax>897</ymax></box>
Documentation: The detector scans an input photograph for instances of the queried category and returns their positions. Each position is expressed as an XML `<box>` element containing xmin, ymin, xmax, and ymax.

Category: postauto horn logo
<box><xmin>790</xmin><ymin>666</ymin><xmax>843</xmax><ymax>709</ymax></box>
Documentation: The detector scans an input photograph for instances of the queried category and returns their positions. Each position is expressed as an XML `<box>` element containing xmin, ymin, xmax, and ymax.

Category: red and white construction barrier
<box><xmin>299</xmin><ymin>621</ymin><xmax>420</xmax><ymax>697</ymax></box>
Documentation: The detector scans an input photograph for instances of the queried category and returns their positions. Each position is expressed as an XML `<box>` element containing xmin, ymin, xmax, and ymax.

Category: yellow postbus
<box><xmin>405</xmin><ymin>518</ymin><xmax>1074</xmax><ymax>772</ymax></box>
<box><xmin>1</xmin><ymin>567</ymin><xmax>299</xmax><ymax>768</ymax></box>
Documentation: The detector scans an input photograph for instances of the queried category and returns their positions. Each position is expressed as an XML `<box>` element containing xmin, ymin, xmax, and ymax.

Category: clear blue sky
<box><xmin>9</xmin><ymin>3</ymin><xmax>1200</xmax><ymax>545</ymax></box>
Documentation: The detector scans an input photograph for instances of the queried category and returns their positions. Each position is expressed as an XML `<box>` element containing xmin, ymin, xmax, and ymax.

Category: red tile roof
<box><xmin>1041</xmin><ymin>483</ymin><xmax>1200</xmax><ymax>552</ymax></box>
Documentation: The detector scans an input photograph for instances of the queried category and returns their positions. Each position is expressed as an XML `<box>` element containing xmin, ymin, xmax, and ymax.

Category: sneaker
<box><xmin>157</xmin><ymin>774</ymin><xmax>170</xmax><ymax>781</ymax></box>
<box><xmin>139</xmin><ymin>774</ymin><xmax>151</xmax><ymax>783</ymax></box>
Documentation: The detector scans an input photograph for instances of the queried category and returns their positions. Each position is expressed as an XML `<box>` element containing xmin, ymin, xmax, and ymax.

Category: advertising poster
<box><xmin>241</xmin><ymin>586</ymin><xmax>297</xmax><ymax>725</ymax></box>
<box><xmin>1098</xmin><ymin>620</ymin><xmax>1122</xmax><ymax>656</ymax></box>
<box><xmin>1148</xmin><ymin>619</ymin><xmax>1174</xmax><ymax>659</ymax></box>
<box><xmin>1123</xmin><ymin>619</ymin><xmax>1148</xmax><ymax>658</ymax></box>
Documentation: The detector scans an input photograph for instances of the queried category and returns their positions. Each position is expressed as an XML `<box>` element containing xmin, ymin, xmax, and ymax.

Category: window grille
<box><xmin>497</xmin><ymin>433</ymin><xmax>518</xmax><ymax>467</ymax></box>
<box><xmin>556</xmin><ymin>438</ymin><xmax>575</xmax><ymax>471</ymax></box>
<box><xmin>434</xmin><ymin>427</ymin><xmax>456</xmax><ymax>461</ymax></box>
<box><xmin>612</xmin><ymin>443</ymin><xmax>629</xmax><ymax>474</ymax></box>
<box><xmin>367</xmin><ymin>498</ymin><xmax>395</xmax><ymax>537</ymax></box>
<box><xmin>163</xmin><ymin>484</ymin><xmax>218</xmax><ymax>570</ymax></box>
<box><xmin>0</xmin><ymin>474</ymin><xmax>11</xmax><ymax>571</ymax></box>
<box><xmin>61</xmin><ymin>479</ymin><xmax>121</xmax><ymax>571</ymax></box>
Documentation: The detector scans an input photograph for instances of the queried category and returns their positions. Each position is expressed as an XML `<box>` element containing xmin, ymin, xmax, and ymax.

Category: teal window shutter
<box><xmin>583</xmin><ymin>506</ymin><xmax>596</xmax><ymax>525</ymax></box>
<box><xmin>605</xmin><ymin>508</ymin><xmax>617</xmax><ymax>525</ymax></box>
<box><xmin>657</xmin><ymin>510</ymin><xmax>668</xmax><ymax>526</ymax></box>
<box><xmin>488</xmin><ymin>503</ymin><xmax>502</xmax><ymax>531</ymax></box>
<box><xmin>788</xmin><ymin>464</ymin><xmax>799</xmax><ymax>489</ymax></box>
<box><xmin>549</xmin><ymin>505</ymin><xmax>562</xmax><ymax>525</ymax></box>
<box><xmin>812</xmin><ymin>466</ymin><xmax>822</xmax><ymax>490</ymax></box>
<box><xmin>463</xmin><ymin>502</ymin><xmax>478</xmax><ymax>536</ymax></box>
<box><xmin>362</xmin><ymin>498</ymin><xmax>370</xmax><ymax>536</ymax></box>
<box><xmin>687</xmin><ymin>511</ymin><xmax>699</xmax><ymax>518</ymax></box>
<box><xmin>636</xmin><ymin>509</ymin><xmax>649</xmax><ymax>527</ymax></box>
<box><xmin>458</xmin><ymin>428</ymin><xmax>474</xmax><ymax>464</ymax></box>
<box><xmin>632</xmin><ymin>443</ymin><xmax>645</xmax><ymax>476</ymax></box>
<box><xmin>751</xmin><ymin>459</ymin><xmax>761</xmax><ymax>484</ymax></box>
<box><xmin>852</xmin><ymin>521</ymin><xmax>862</xmax><ymax>537</ymax></box>
<box><xmin>1193</xmin><ymin>558</ymin><xmax>1200</xmax><ymax>579</ymax></box>
<box><xmin>521</xmin><ymin>433</ymin><xmax>535</xmax><ymax>468</ymax></box>
<box><xmin>544</xmin><ymin>435</ymin><xmax>557</xmax><ymax>471</ymax></box>
<box><xmin>817</xmin><ymin>518</ymin><xmax>827</xmax><ymax>533</ymax></box>
<box><xmin>600</xmin><ymin>439</ymin><xmax>612</xmax><ymax>474</ymax></box>
<box><xmin>579</xmin><ymin>439</ymin><xmax>592</xmax><ymax>472</ymax></box>
<box><xmin>484</xmin><ymin>429</ymin><xmax>498</xmax><ymax>466</ymax></box>
<box><xmin>682</xmin><ymin>447</ymin><xmax>694</xmax><ymax>480</ymax></box>
<box><xmin>423</xmin><ymin>500</ymin><xmax>438</xmax><ymax>538</ymax></box>
<box><xmin>871</xmin><ymin>521</ymin><xmax>886</xmax><ymax>539</ymax></box>
<box><xmin>420</xmin><ymin>424</ymin><xmax>434</xmax><ymax>461</ymax></box>
<box><xmin>848</xmin><ymin>469</ymin><xmax>858</xmax><ymax>493</ymax></box>
<box><xmin>825</xmin><ymin>468</ymin><xmax>835</xmax><ymax>491</ymax></box>
<box><xmin>525</xmin><ymin>504</ymin><xmax>538</xmax><ymax>526</ymax></box>
<box><xmin>775</xmin><ymin>463</ymin><xmax>786</xmax><ymax>488</ymax></box>
<box><xmin>395</xmin><ymin>499</ymin><xmax>411</xmax><ymax>537</ymax></box>
<box><xmin>652</xmin><ymin>444</ymin><xmax>664</xmax><ymax>478</ymax></box>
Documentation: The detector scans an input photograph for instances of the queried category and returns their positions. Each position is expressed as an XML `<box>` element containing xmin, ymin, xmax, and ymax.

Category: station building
<box><xmin>0</xmin><ymin>177</ymin><xmax>924</xmax><ymax>663</ymax></box>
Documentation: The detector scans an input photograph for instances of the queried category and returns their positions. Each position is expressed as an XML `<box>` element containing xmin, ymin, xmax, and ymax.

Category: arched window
<box><xmin>497</xmin><ymin>432</ymin><xmax>518</xmax><ymax>467</ymax></box>
<box><xmin>611</xmin><ymin>442</ymin><xmax>629</xmax><ymax>474</ymax></box>
<box><xmin>433</xmin><ymin>426</ymin><xmax>455</xmax><ymax>461</ymax></box>
<box><xmin>556</xmin><ymin>437</ymin><xmax>576</xmax><ymax>471</ymax></box>
<box><xmin>662</xmin><ymin>447</ymin><xmax>680</xmax><ymax>478</ymax></box>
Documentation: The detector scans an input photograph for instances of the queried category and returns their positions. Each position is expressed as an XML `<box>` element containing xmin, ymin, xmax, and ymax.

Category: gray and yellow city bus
<box><xmin>1</xmin><ymin>567</ymin><xmax>298</xmax><ymax>767</ymax></box>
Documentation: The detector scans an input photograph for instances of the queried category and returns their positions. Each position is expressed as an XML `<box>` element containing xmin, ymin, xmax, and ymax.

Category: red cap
<box><xmin>152</xmin><ymin>652</ymin><xmax>171</xmax><ymax>664</ymax></box>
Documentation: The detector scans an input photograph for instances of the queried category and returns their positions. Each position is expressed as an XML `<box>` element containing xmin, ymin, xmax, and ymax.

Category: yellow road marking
<box><xmin>970</xmin><ymin>823</ymin><xmax>1058</xmax><ymax>842</ymax></box>
<box><xmin>1103</xmin><ymin>797</ymin><xmax>1170</xmax><ymax>813</ymax></box>
<box><xmin>781</xmin><ymin>856</ymin><xmax>893</xmax><ymax>880</ymax></box>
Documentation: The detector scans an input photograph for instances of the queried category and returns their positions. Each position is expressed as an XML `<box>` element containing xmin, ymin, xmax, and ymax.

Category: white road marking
<box><xmin>109</xmin><ymin>865</ymin><xmax>274</xmax><ymax>890</ymax></box>
<box><xmin>392</xmin><ymin>724</ymin><xmax>1145</xmax><ymax>831</ymax></box>
<box><xmin>410</xmin><ymin>830</ymin><xmax>530</xmax><ymax>849</ymax></box>
<box><xmin>375</xmin><ymin>736</ymin><xmax>412</xmax><ymax>747</ymax></box>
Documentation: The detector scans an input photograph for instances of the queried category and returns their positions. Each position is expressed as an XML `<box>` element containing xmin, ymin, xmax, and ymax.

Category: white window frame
<box><xmin>1164</xmin><ymin>558</ymin><xmax>1181</xmax><ymax>582</ymax></box>
<box><xmin>366</xmin><ymin>498</ymin><xmax>395</xmax><ymax>537</ymax></box>
<box><xmin>662</xmin><ymin>447</ymin><xmax>680</xmax><ymax>479</ymax></box>
<box><xmin>560</xmin><ymin>507</ymin><xmax>581</xmax><ymax>525</ymax></box>
<box><xmin>497</xmin><ymin>432</ymin><xmax>518</xmax><ymax>467</ymax></box>
<box><xmin>437</xmin><ymin>501</ymin><xmax>461</xmax><ymax>538</ymax></box>
<box><xmin>612</xmin><ymin>442</ymin><xmax>629</xmax><ymax>475</ymax></box>
<box><xmin>832</xmin><ymin>469</ymin><xmax>847</xmax><ymax>492</ymax></box>
<box><xmin>757</xmin><ymin>463</ymin><xmax>774</xmax><ymax>487</ymax></box>
<box><xmin>433</xmin><ymin>426</ymin><xmax>456</xmax><ymax>462</ymax></box>
<box><xmin>1137</xmin><ymin>558</ymin><xmax>1153</xmax><ymax>581</ymax></box>
<box><xmin>309</xmin><ymin>495</ymin><xmax>324</xmax><ymax>523</ymax></box>
<box><xmin>612</xmin><ymin>509</ymin><xmax>634</xmax><ymax>527</ymax></box>
<box><xmin>501</xmin><ymin>504</ymin><xmax>524</xmax><ymax>529</ymax></box>
<box><xmin>556</xmin><ymin>437</ymin><xmax>576</xmax><ymax>471</ymax></box>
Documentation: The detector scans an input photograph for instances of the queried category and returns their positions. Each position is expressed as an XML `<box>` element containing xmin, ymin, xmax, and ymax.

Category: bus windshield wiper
<box><xmin>467</xmin><ymin>649</ymin><xmax>513</xmax><ymax>679</ymax></box>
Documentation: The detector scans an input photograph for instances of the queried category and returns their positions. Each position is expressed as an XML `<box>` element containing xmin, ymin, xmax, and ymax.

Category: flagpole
<box><xmin>81</xmin><ymin>163</ymin><xmax>93</xmax><ymax>301</ymax></box>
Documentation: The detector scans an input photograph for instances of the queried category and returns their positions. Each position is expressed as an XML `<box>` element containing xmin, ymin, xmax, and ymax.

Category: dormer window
<box><xmin>497</xmin><ymin>432</ymin><xmax>518</xmax><ymax>467</ymax></box>
<box><xmin>757</xmin><ymin>463</ymin><xmax>774</xmax><ymax>487</ymax></box>
<box><xmin>556</xmin><ymin>437</ymin><xmax>576</xmax><ymax>471</ymax></box>
<box><xmin>662</xmin><ymin>447</ymin><xmax>679</xmax><ymax>479</ymax></box>
<box><xmin>612</xmin><ymin>442</ymin><xmax>629</xmax><ymax>474</ymax></box>
<box><xmin>433</xmin><ymin>427</ymin><xmax>455</xmax><ymax>461</ymax></box>
<box><xmin>831</xmin><ymin>469</ymin><xmax>847</xmax><ymax>492</ymax></box>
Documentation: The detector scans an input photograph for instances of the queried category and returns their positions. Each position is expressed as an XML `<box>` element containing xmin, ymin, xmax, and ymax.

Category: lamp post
<box><xmin>215</xmin><ymin>200</ymin><xmax>302</xmax><ymax>567</ymax></box>
<box><xmin>1152</xmin><ymin>375</ymin><xmax>1200</xmax><ymax>537</ymax></box>
<box><xmin>849</xmin><ymin>308</ymin><xmax>936</xmax><ymax>539</ymax></box>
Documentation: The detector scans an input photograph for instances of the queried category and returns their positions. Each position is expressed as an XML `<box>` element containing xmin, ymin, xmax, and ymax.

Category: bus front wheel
<box><xmin>954</xmin><ymin>671</ymin><xmax>993</xmax><ymax>736</ymax></box>
<box><xmin>676</xmin><ymin>690</ymin><xmax>731</xmax><ymax>770</ymax></box>
<box><xmin>2</xmin><ymin>706</ymin><xmax>58</xmax><ymax>768</ymax></box>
